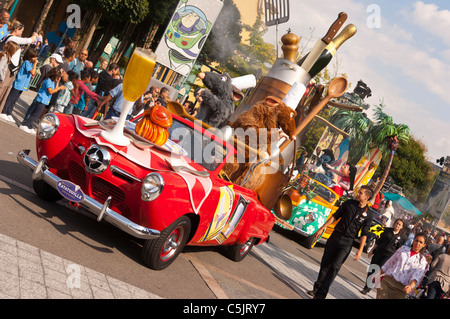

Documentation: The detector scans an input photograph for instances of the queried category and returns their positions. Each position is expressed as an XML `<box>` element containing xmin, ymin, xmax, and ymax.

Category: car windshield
<box><xmin>307</xmin><ymin>178</ymin><xmax>337</xmax><ymax>204</ymax></box>
<box><xmin>168</xmin><ymin>119</ymin><xmax>228</xmax><ymax>171</ymax></box>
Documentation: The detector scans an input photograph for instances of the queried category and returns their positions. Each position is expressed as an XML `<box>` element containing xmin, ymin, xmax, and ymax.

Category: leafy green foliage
<box><xmin>328</xmin><ymin>109</ymin><xmax>373</xmax><ymax>163</ymax></box>
<box><xmin>198</xmin><ymin>1</ymin><xmax>275</xmax><ymax>77</ymax></box>
<box><xmin>198</xmin><ymin>0</ymin><xmax>243</xmax><ymax>69</ymax></box>
<box><xmin>73</xmin><ymin>0</ymin><xmax>150</xmax><ymax>24</ymax></box>
<box><xmin>97</xmin><ymin>0</ymin><xmax>149</xmax><ymax>24</ymax></box>
<box><xmin>379</xmin><ymin>136</ymin><xmax>436</xmax><ymax>204</ymax></box>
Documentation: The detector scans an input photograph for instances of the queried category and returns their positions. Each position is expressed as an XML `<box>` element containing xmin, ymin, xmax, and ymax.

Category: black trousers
<box><xmin>22</xmin><ymin>100</ymin><xmax>46</xmax><ymax>129</ymax></box>
<box><xmin>426</xmin><ymin>281</ymin><xmax>444</xmax><ymax>299</ymax></box>
<box><xmin>2</xmin><ymin>87</ymin><xmax>23</xmax><ymax>116</ymax></box>
<box><xmin>313</xmin><ymin>233</ymin><xmax>353</xmax><ymax>299</ymax></box>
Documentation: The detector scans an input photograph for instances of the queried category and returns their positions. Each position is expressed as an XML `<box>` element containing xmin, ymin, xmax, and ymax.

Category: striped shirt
<box><xmin>57</xmin><ymin>81</ymin><xmax>74</xmax><ymax>107</ymax></box>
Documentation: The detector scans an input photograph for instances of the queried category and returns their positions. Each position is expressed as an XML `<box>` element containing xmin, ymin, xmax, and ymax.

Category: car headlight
<box><xmin>141</xmin><ymin>173</ymin><xmax>164</xmax><ymax>201</ymax></box>
<box><xmin>304</xmin><ymin>212</ymin><xmax>317</xmax><ymax>224</ymax></box>
<box><xmin>37</xmin><ymin>113</ymin><xmax>59</xmax><ymax>140</ymax></box>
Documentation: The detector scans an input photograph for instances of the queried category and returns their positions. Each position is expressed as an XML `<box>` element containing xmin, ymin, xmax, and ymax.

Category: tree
<box><xmin>232</xmin><ymin>19</ymin><xmax>276</xmax><ymax>76</ymax></box>
<box><xmin>89</xmin><ymin>0</ymin><xmax>150</xmax><ymax>63</ymax></box>
<box><xmin>369</xmin><ymin>102</ymin><xmax>410</xmax><ymax>198</ymax></box>
<box><xmin>33</xmin><ymin>0</ymin><xmax>54</xmax><ymax>33</ymax></box>
<box><xmin>198</xmin><ymin>0</ymin><xmax>243</xmax><ymax>68</ymax></box>
<box><xmin>73</xmin><ymin>0</ymin><xmax>152</xmax><ymax>63</ymax></box>
<box><xmin>96</xmin><ymin>0</ymin><xmax>149</xmax><ymax>24</ymax></box>
<box><xmin>329</xmin><ymin>100</ymin><xmax>434</xmax><ymax>204</ymax></box>
<box><xmin>380</xmin><ymin>136</ymin><xmax>435</xmax><ymax>204</ymax></box>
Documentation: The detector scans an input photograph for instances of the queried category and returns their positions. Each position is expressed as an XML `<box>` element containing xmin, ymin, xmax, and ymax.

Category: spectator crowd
<box><xmin>364</xmin><ymin>195</ymin><xmax>450</xmax><ymax>299</ymax></box>
<box><xmin>0</xmin><ymin>8</ymin><xmax>195</xmax><ymax>134</ymax></box>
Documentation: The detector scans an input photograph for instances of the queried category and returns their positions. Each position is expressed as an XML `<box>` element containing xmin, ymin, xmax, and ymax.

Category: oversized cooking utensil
<box><xmin>273</xmin><ymin>193</ymin><xmax>293</xmax><ymax>220</ymax></box>
<box><xmin>280</xmin><ymin>76</ymin><xmax>348</xmax><ymax>151</ymax></box>
<box><xmin>300</xmin><ymin>12</ymin><xmax>347</xmax><ymax>73</ymax></box>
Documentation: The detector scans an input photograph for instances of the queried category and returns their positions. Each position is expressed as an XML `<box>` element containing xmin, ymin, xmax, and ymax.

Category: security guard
<box><xmin>308</xmin><ymin>185</ymin><xmax>374</xmax><ymax>299</ymax></box>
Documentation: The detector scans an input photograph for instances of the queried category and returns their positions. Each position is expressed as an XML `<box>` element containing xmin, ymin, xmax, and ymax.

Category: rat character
<box><xmin>194</xmin><ymin>72</ymin><xmax>244</xmax><ymax>128</ymax></box>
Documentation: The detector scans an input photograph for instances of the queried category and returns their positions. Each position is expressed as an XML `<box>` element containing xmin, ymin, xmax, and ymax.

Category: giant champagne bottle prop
<box><xmin>298</xmin><ymin>24</ymin><xmax>357</xmax><ymax>78</ymax></box>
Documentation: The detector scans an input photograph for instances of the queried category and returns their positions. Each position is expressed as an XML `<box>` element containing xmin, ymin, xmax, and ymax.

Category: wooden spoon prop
<box><xmin>280</xmin><ymin>76</ymin><xmax>348</xmax><ymax>151</ymax></box>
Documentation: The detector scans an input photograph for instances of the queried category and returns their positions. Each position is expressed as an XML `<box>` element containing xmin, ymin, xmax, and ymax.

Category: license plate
<box><xmin>56</xmin><ymin>180</ymin><xmax>85</xmax><ymax>202</ymax></box>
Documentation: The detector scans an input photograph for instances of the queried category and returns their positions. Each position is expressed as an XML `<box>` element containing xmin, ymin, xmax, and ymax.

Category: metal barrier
<box><xmin>29</xmin><ymin>60</ymin><xmax>45</xmax><ymax>90</ymax></box>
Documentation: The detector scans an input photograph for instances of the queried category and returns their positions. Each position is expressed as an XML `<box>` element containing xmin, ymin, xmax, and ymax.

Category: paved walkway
<box><xmin>0</xmin><ymin>232</ymin><xmax>161</xmax><ymax>299</ymax></box>
<box><xmin>253</xmin><ymin>243</ymin><xmax>377</xmax><ymax>299</ymax></box>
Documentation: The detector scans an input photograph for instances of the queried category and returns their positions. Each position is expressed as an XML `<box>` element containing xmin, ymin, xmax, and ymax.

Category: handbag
<box><xmin>8</xmin><ymin>59</ymin><xmax>20</xmax><ymax>77</ymax></box>
<box><xmin>0</xmin><ymin>56</ymin><xmax>7</xmax><ymax>82</ymax></box>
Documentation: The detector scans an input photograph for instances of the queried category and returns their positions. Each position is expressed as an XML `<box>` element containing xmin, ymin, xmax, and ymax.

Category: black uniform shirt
<box><xmin>375</xmin><ymin>228</ymin><xmax>403</xmax><ymax>255</ymax></box>
<box><xmin>333</xmin><ymin>199</ymin><xmax>373</xmax><ymax>239</ymax></box>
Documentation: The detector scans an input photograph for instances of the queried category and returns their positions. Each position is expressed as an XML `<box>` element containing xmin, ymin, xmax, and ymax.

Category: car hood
<box><xmin>73</xmin><ymin>115</ymin><xmax>208</xmax><ymax>175</ymax></box>
<box><xmin>72</xmin><ymin>115</ymin><xmax>213</xmax><ymax>214</ymax></box>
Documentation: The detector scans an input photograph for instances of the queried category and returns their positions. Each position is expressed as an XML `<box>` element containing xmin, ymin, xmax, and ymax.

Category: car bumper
<box><xmin>275</xmin><ymin>217</ymin><xmax>315</xmax><ymax>237</ymax></box>
<box><xmin>292</xmin><ymin>228</ymin><xmax>313</xmax><ymax>237</ymax></box>
<box><xmin>17</xmin><ymin>150</ymin><xmax>160</xmax><ymax>240</ymax></box>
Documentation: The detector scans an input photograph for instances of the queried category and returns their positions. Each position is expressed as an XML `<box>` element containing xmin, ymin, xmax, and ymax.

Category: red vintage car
<box><xmin>17</xmin><ymin>112</ymin><xmax>275</xmax><ymax>270</ymax></box>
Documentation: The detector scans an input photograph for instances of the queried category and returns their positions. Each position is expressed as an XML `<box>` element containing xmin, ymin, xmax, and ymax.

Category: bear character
<box><xmin>222</xmin><ymin>96</ymin><xmax>297</xmax><ymax>190</ymax></box>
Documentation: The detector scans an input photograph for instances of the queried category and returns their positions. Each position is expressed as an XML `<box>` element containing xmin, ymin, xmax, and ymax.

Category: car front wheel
<box><xmin>141</xmin><ymin>216</ymin><xmax>191</xmax><ymax>270</ymax></box>
<box><xmin>364</xmin><ymin>238</ymin><xmax>376</xmax><ymax>253</ymax></box>
<box><xmin>33</xmin><ymin>179</ymin><xmax>63</xmax><ymax>202</ymax></box>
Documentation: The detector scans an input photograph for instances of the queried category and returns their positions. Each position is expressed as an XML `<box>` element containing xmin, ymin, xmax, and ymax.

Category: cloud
<box><xmin>403</xmin><ymin>1</ymin><xmax>450</xmax><ymax>46</ymax></box>
<box><xmin>261</xmin><ymin>0</ymin><xmax>449</xmax><ymax>160</ymax></box>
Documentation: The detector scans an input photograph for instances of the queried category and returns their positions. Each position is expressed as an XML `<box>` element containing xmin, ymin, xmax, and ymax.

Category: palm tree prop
<box><xmin>328</xmin><ymin>101</ymin><xmax>410</xmax><ymax>199</ymax></box>
<box><xmin>369</xmin><ymin>103</ymin><xmax>410</xmax><ymax>198</ymax></box>
<box><xmin>328</xmin><ymin>108</ymin><xmax>373</xmax><ymax>164</ymax></box>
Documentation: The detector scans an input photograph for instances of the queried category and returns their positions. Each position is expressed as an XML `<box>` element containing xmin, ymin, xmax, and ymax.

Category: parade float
<box><xmin>16</xmin><ymin>10</ymin><xmax>372</xmax><ymax>268</ymax></box>
<box><xmin>17</xmin><ymin>47</ymin><xmax>277</xmax><ymax>270</ymax></box>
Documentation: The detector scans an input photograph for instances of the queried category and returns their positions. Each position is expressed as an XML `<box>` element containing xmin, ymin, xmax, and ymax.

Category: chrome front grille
<box><xmin>91</xmin><ymin>177</ymin><xmax>125</xmax><ymax>206</ymax></box>
<box><xmin>68</xmin><ymin>161</ymin><xmax>125</xmax><ymax>205</ymax></box>
<box><xmin>69</xmin><ymin>161</ymin><xmax>86</xmax><ymax>189</ymax></box>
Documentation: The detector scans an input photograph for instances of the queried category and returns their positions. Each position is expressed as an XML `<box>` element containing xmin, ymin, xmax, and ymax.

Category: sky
<box><xmin>262</xmin><ymin>0</ymin><xmax>450</xmax><ymax>163</ymax></box>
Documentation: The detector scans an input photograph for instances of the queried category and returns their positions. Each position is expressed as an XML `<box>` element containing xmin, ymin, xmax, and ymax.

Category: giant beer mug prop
<box><xmin>101</xmin><ymin>48</ymin><xmax>157</xmax><ymax>146</ymax></box>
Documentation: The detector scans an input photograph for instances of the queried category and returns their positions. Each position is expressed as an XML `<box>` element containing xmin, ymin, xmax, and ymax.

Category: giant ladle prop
<box><xmin>279</xmin><ymin>76</ymin><xmax>348</xmax><ymax>152</ymax></box>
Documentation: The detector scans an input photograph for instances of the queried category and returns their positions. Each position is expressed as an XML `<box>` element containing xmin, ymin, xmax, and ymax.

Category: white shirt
<box><xmin>33</xmin><ymin>35</ymin><xmax>42</xmax><ymax>46</ymax></box>
<box><xmin>6</xmin><ymin>35</ymin><xmax>33</xmax><ymax>66</ymax></box>
<box><xmin>109</xmin><ymin>83</ymin><xmax>132</xmax><ymax>116</ymax></box>
<box><xmin>382</xmin><ymin>205</ymin><xmax>394</xmax><ymax>227</ymax></box>
<box><xmin>382</xmin><ymin>245</ymin><xmax>429</xmax><ymax>286</ymax></box>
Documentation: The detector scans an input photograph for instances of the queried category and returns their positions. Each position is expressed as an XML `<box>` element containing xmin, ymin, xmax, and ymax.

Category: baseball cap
<box><xmin>50</xmin><ymin>53</ymin><xmax>63</xmax><ymax>63</ymax></box>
